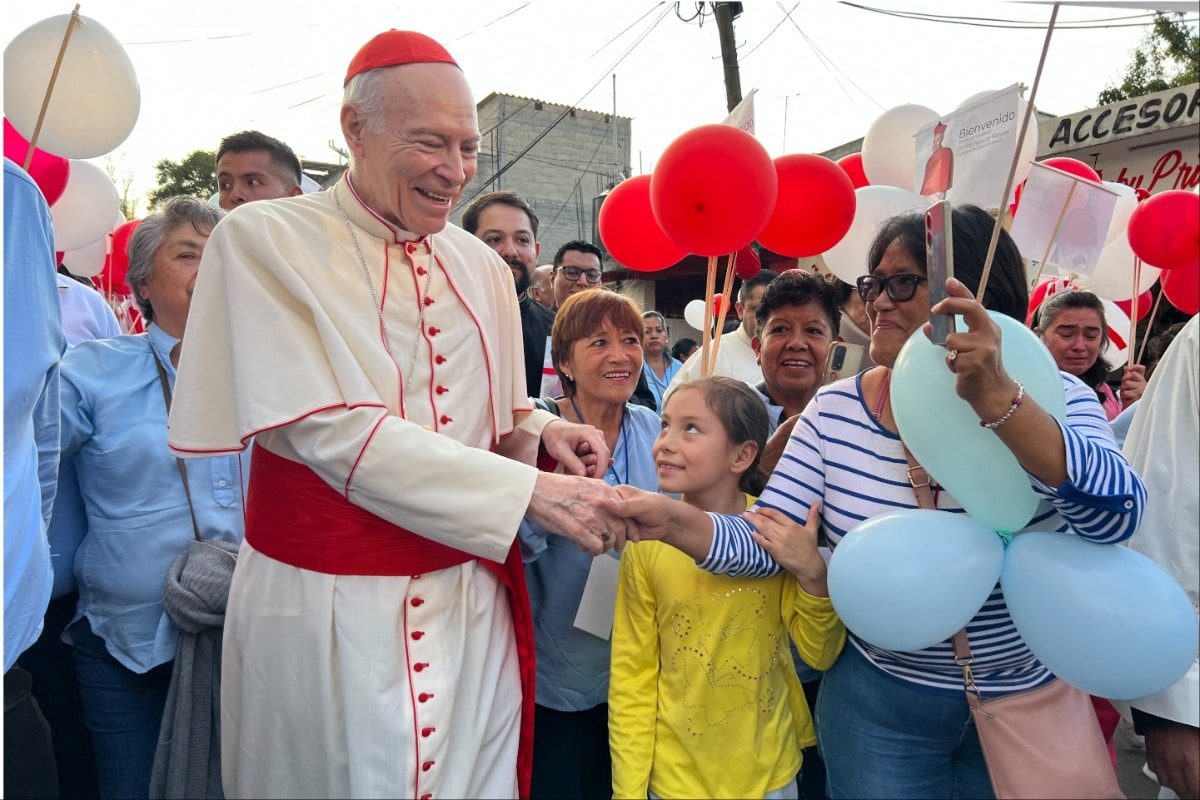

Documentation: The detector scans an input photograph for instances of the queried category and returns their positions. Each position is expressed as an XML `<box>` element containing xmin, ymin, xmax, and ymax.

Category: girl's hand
<box><xmin>745</xmin><ymin>503</ymin><xmax>828</xmax><ymax>596</ymax></box>
<box><xmin>1120</xmin><ymin>364</ymin><xmax>1147</xmax><ymax>407</ymax></box>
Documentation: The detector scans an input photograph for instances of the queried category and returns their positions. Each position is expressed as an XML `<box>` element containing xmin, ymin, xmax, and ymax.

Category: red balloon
<box><xmin>1025</xmin><ymin>276</ymin><xmax>1078</xmax><ymax>326</ymax></box>
<box><xmin>731</xmin><ymin>244</ymin><xmax>760</xmax><ymax>280</ymax></box>
<box><xmin>1041</xmin><ymin>157</ymin><xmax>1102</xmax><ymax>184</ymax></box>
<box><xmin>103</xmin><ymin>218</ymin><xmax>142</xmax><ymax>294</ymax></box>
<box><xmin>1126</xmin><ymin>190</ymin><xmax>1200</xmax><ymax>271</ymax></box>
<box><xmin>1161</xmin><ymin>262</ymin><xmax>1199</xmax><ymax>315</ymax></box>
<box><xmin>757</xmin><ymin>154</ymin><xmax>856</xmax><ymax>258</ymax></box>
<box><xmin>4</xmin><ymin>118</ymin><xmax>70</xmax><ymax>206</ymax></box>
<box><xmin>597</xmin><ymin>175</ymin><xmax>687</xmax><ymax>272</ymax></box>
<box><xmin>713</xmin><ymin>293</ymin><xmax>726</xmax><ymax>316</ymax></box>
<box><xmin>836</xmin><ymin>153</ymin><xmax>870</xmax><ymax>189</ymax></box>
<box><xmin>650</xmin><ymin>124</ymin><xmax>778</xmax><ymax>257</ymax></box>
<box><xmin>1114</xmin><ymin>289</ymin><xmax>1154</xmax><ymax>323</ymax></box>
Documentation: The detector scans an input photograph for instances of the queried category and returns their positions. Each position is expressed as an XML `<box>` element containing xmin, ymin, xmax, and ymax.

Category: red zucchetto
<box><xmin>344</xmin><ymin>30</ymin><xmax>458</xmax><ymax>85</ymax></box>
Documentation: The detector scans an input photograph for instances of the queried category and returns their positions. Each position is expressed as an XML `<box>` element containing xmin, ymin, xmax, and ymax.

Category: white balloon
<box><xmin>1076</xmin><ymin>235</ymin><xmax>1160</xmax><ymax>301</ymax></box>
<box><xmin>1012</xmin><ymin>98</ymin><xmax>1039</xmax><ymax>190</ymax></box>
<box><xmin>861</xmin><ymin>104</ymin><xmax>941</xmax><ymax>190</ymax></box>
<box><xmin>1100</xmin><ymin>298</ymin><xmax>1131</xmax><ymax>364</ymax></box>
<box><xmin>4</xmin><ymin>14</ymin><xmax>140</xmax><ymax>158</ymax></box>
<box><xmin>683</xmin><ymin>299</ymin><xmax>706</xmax><ymax>331</ymax></box>
<box><xmin>823</xmin><ymin>185</ymin><xmax>929</xmax><ymax>284</ymax></box>
<box><xmin>61</xmin><ymin>230</ymin><xmax>109</xmax><ymax>277</ymax></box>
<box><xmin>1102</xmin><ymin>181</ymin><xmax>1138</xmax><ymax>246</ymax></box>
<box><xmin>51</xmin><ymin>160</ymin><xmax>119</xmax><ymax>251</ymax></box>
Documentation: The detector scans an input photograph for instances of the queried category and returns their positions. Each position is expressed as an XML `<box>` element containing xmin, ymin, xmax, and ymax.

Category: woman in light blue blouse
<box><xmin>640</xmin><ymin>310</ymin><xmax>682</xmax><ymax>411</ymax></box>
<box><xmin>520</xmin><ymin>289</ymin><xmax>660</xmax><ymax>799</ymax></box>
<box><xmin>58</xmin><ymin>196</ymin><xmax>248</xmax><ymax>800</ymax></box>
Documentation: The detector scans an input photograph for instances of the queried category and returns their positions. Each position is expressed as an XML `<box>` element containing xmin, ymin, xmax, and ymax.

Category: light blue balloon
<box><xmin>828</xmin><ymin>509</ymin><xmax>1005</xmax><ymax>652</ymax></box>
<box><xmin>892</xmin><ymin>311</ymin><xmax>1067</xmax><ymax>533</ymax></box>
<box><xmin>1002</xmin><ymin>531</ymin><xmax>1199</xmax><ymax>700</ymax></box>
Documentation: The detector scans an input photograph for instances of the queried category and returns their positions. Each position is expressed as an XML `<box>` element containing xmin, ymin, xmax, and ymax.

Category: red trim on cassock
<box><xmin>244</xmin><ymin>443</ymin><xmax>535</xmax><ymax>797</ymax></box>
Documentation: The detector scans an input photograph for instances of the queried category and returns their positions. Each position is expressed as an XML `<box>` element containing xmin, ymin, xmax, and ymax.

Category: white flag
<box><xmin>723</xmin><ymin>88</ymin><xmax>757</xmax><ymax>136</ymax></box>
<box><xmin>1010</xmin><ymin>161</ymin><xmax>1119</xmax><ymax>278</ymax></box>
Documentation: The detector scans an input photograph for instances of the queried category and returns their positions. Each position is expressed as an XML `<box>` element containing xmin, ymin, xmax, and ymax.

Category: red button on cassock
<box><xmin>413</xmin><ymin>662</ymin><xmax>429</xmax><ymax>672</ymax></box>
<box><xmin>435</xmin><ymin>385</ymin><xmax>447</xmax><ymax>395</ymax></box>
<box><xmin>422</xmin><ymin>760</ymin><xmax>435</xmax><ymax>772</ymax></box>
<box><xmin>424</xmin><ymin>296</ymin><xmax>435</xmax><ymax>306</ymax></box>
<box><xmin>416</xmin><ymin>266</ymin><xmax>427</xmax><ymax>275</ymax></box>
<box><xmin>428</xmin><ymin>326</ymin><xmax>440</xmax><ymax>336</ymax></box>
<box><xmin>410</xmin><ymin>597</ymin><xmax>425</xmax><ymax>607</ymax></box>
<box><xmin>420</xmin><ymin>793</ymin><xmax>432</xmax><ymax>800</ymax></box>
<box><xmin>435</xmin><ymin>355</ymin><xmax>446</xmax><ymax>364</ymax></box>
<box><xmin>418</xmin><ymin>692</ymin><xmax>434</xmax><ymax>703</ymax></box>
<box><xmin>440</xmin><ymin>415</ymin><xmax>452</xmax><ymax>425</ymax></box>
<box><xmin>411</xmin><ymin>630</ymin><xmax>425</xmax><ymax>641</ymax></box>
<box><xmin>421</xmin><ymin>726</ymin><xmax>436</xmax><ymax>738</ymax></box>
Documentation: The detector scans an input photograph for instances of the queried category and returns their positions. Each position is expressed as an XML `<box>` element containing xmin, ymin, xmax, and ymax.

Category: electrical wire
<box><xmin>460</xmin><ymin>2</ymin><xmax>674</xmax><ymax>206</ymax></box>
<box><xmin>837</xmin><ymin>3</ymin><xmax>1193</xmax><ymax>30</ymax></box>
<box><xmin>778</xmin><ymin>2</ymin><xmax>886</xmax><ymax>110</ymax></box>
<box><xmin>741</xmin><ymin>1</ymin><xmax>799</xmax><ymax>61</ymax></box>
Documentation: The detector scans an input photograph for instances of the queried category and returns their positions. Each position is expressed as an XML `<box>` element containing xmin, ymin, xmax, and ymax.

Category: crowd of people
<box><xmin>3</xmin><ymin>26</ymin><xmax>1196</xmax><ymax>800</ymax></box>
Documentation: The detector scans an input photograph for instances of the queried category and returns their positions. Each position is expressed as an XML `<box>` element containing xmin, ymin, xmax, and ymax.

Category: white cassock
<box><xmin>168</xmin><ymin>174</ymin><xmax>551</xmax><ymax>799</ymax></box>
<box><xmin>1119</xmin><ymin>315</ymin><xmax>1199</xmax><ymax>800</ymax></box>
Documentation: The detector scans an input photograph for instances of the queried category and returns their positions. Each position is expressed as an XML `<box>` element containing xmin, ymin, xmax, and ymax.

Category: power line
<box><xmin>838</xmin><ymin>3</ymin><xmax>1193</xmax><ymax>30</ymax></box>
<box><xmin>741</xmin><ymin>1</ymin><xmax>799</xmax><ymax>61</ymax></box>
<box><xmin>778</xmin><ymin>2</ymin><xmax>886</xmax><ymax>111</ymax></box>
<box><xmin>460</xmin><ymin>3</ymin><xmax>673</xmax><ymax>206</ymax></box>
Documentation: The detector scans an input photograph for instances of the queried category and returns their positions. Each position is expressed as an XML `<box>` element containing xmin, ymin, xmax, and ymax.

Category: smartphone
<box><xmin>823</xmin><ymin>342</ymin><xmax>867</xmax><ymax>385</ymax></box>
<box><xmin>926</xmin><ymin>199</ymin><xmax>956</xmax><ymax>346</ymax></box>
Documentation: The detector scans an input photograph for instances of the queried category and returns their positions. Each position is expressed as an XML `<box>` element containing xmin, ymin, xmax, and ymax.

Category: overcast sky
<box><xmin>4</xmin><ymin>1</ymin><xmax>1192</xmax><ymax>212</ymax></box>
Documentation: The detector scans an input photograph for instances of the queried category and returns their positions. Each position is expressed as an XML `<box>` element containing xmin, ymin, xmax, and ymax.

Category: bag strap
<box><xmin>902</xmin><ymin>442</ymin><xmax>977</xmax><ymax>694</ymax></box>
<box><xmin>152</xmin><ymin>346</ymin><xmax>202</xmax><ymax>543</ymax></box>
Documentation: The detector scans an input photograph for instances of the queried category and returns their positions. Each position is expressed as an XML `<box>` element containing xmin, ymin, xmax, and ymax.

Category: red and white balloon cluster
<box><xmin>598</xmin><ymin>124</ymin><xmax>857</xmax><ymax>273</ymax></box>
<box><xmin>4</xmin><ymin>11</ymin><xmax>142</xmax><ymax>328</ymax></box>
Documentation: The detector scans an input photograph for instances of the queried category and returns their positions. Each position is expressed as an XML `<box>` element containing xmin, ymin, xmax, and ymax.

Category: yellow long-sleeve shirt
<box><xmin>609</xmin><ymin>508</ymin><xmax>846</xmax><ymax>800</ymax></box>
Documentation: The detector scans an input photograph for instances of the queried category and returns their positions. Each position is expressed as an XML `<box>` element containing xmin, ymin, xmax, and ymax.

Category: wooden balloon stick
<box><xmin>708</xmin><ymin>250</ymin><xmax>739</xmax><ymax>373</ymax></box>
<box><xmin>700</xmin><ymin>255</ymin><xmax>717</xmax><ymax>377</ymax></box>
<box><xmin>25</xmin><ymin>5</ymin><xmax>82</xmax><ymax>170</ymax></box>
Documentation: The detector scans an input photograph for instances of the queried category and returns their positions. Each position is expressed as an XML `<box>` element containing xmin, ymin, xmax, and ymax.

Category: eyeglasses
<box><xmin>856</xmin><ymin>273</ymin><xmax>928</xmax><ymax>303</ymax></box>
<box><xmin>559</xmin><ymin>265</ymin><xmax>603</xmax><ymax>284</ymax></box>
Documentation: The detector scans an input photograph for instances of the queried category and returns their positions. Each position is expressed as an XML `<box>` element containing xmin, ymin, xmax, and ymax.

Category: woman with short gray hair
<box><xmin>57</xmin><ymin>195</ymin><xmax>247</xmax><ymax>799</ymax></box>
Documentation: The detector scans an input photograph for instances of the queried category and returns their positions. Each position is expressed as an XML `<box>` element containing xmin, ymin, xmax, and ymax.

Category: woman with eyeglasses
<box><xmin>613</xmin><ymin>204</ymin><xmax>1145</xmax><ymax>798</ymax></box>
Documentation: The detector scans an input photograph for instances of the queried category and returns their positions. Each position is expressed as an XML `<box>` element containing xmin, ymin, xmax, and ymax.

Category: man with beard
<box><xmin>463</xmin><ymin>191</ymin><xmax>555</xmax><ymax>398</ymax></box>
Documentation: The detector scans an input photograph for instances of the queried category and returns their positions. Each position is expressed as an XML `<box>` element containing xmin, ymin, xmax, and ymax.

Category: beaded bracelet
<box><xmin>980</xmin><ymin>382</ymin><xmax>1025</xmax><ymax>430</ymax></box>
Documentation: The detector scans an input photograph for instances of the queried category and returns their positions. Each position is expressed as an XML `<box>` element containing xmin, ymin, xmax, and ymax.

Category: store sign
<box><xmin>1042</xmin><ymin>84</ymin><xmax>1199</xmax><ymax>151</ymax></box>
<box><xmin>1096</xmin><ymin>146</ymin><xmax>1200</xmax><ymax>194</ymax></box>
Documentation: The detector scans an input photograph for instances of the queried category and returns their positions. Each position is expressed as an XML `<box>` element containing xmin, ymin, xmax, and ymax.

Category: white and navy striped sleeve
<box><xmin>1025</xmin><ymin>373</ymin><xmax>1145</xmax><ymax>544</ymax></box>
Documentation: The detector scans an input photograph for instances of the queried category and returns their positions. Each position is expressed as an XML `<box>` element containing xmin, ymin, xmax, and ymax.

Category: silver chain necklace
<box><xmin>333</xmin><ymin>190</ymin><xmax>434</xmax><ymax>421</ymax></box>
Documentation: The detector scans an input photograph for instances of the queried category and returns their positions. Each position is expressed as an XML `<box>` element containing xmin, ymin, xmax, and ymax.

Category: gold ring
<box><xmin>946</xmin><ymin>349</ymin><xmax>959</xmax><ymax>363</ymax></box>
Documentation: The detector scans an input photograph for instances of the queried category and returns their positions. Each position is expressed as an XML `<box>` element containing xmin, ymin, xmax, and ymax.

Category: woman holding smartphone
<box><xmin>615</xmin><ymin>204</ymin><xmax>1145</xmax><ymax>799</ymax></box>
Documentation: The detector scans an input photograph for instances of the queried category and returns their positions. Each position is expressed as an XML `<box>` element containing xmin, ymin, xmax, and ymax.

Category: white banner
<box><xmin>723</xmin><ymin>88</ymin><xmax>757</xmax><ymax>136</ymax></box>
<box><xmin>1010</xmin><ymin>161</ymin><xmax>1120</xmax><ymax>278</ymax></box>
<box><xmin>914</xmin><ymin>85</ymin><xmax>1023</xmax><ymax>207</ymax></box>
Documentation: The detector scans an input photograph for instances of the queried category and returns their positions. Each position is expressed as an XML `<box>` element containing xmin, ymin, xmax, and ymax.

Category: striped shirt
<box><xmin>700</xmin><ymin>370</ymin><xmax>1145</xmax><ymax>696</ymax></box>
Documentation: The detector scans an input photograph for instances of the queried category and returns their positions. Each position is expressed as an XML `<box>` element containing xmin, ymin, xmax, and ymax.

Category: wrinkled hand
<box><xmin>1120</xmin><ymin>363</ymin><xmax>1147</xmax><ymax>407</ymax></box>
<box><xmin>1145</xmin><ymin>723</ymin><xmax>1200</xmax><ymax>799</ymax></box>
<box><xmin>931</xmin><ymin>278</ymin><xmax>1020</xmax><ymax>422</ymax></box>
<box><xmin>761</xmin><ymin>414</ymin><xmax>800</xmax><ymax>477</ymax></box>
<box><xmin>745</xmin><ymin>503</ymin><xmax>828</xmax><ymax>595</ymax></box>
<box><xmin>541</xmin><ymin>418</ymin><xmax>612</xmax><ymax>478</ymax></box>
<box><xmin>527</xmin><ymin>471</ymin><xmax>629</xmax><ymax>555</ymax></box>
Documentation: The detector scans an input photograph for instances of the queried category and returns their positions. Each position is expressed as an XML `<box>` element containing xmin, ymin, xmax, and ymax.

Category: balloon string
<box><xmin>977</xmin><ymin>2</ymin><xmax>1059</xmax><ymax>303</ymax></box>
<box><xmin>708</xmin><ymin>250</ymin><xmax>738</xmax><ymax>373</ymax></box>
<box><xmin>701</xmin><ymin>255</ymin><xmax>716</xmax><ymax>377</ymax></box>
<box><xmin>1128</xmin><ymin>257</ymin><xmax>1141</xmax><ymax>370</ymax></box>
<box><xmin>25</xmin><ymin>4</ymin><xmax>82</xmax><ymax>170</ymax></box>
<box><xmin>1135</xmin><ymin>289</ymin><xmax>1164</xmax><ymax>365</ymax></box>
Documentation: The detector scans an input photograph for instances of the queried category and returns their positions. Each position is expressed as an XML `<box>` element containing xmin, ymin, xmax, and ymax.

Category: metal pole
<box><xmin>714</xmin><ymin>2</ymin><xmax>743</xmax><ymax>113</ymax></box>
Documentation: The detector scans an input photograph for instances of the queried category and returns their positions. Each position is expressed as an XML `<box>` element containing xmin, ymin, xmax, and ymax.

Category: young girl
<box><xmin>609</xmin><ymin>377</ymin><xmax>845</xmax><ymax>799</ymax></box>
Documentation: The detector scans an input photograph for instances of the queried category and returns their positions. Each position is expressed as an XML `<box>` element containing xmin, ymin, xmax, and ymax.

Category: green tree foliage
<box><xmin>1099</xmin><ymin>13</ymin><xmax>1200</xmax><ymax>105</ymax></box>
<box><xmin>146</xmin><ymin>149</ymin><xmax>216</xmax><ymax>208</ymax></box>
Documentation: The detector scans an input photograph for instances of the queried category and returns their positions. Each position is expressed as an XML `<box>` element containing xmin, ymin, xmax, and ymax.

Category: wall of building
<box><xmin>450</xmin><ymin>93</ymin><xmax>632</xmax><ymax>264</ymax></box>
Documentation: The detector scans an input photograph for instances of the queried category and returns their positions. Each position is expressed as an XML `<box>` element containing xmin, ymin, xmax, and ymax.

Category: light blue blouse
<box><xmin>58</xmin><ymin>324</ymin><xmax>248</xmax><ymax>673</ymax></box>
<box><xmin>519</xmin><ymin>402</ymin><xmax>660</xmax><ymax>711</ymax></box>
<box><xmin>642</xmin><ymin>353</ymin><xmax>682</xmax><ymax>412</ymax></box>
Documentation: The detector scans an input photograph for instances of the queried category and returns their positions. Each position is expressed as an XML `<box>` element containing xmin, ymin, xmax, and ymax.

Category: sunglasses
<box><xmin>559</xmin><ymin>265</ymin><xmax>603</xmax><ymax>284</ymax></box>
<box><xmin>856</xmin><ymin>273</ymin><xmax>928</xmax><ymax>303</ymax></box>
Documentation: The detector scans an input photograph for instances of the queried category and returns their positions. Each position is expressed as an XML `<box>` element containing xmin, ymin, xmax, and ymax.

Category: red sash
<box><xmin>245</xmin><ymin>442</ymin><xmax>536</xmax><ymax>798</ymax></box>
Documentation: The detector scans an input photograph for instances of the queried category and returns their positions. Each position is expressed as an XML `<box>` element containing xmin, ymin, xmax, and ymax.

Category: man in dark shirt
<box><xmin>462</xmin><ymin>191</ymin><xmax>556</xmax><ymax>399</ymax></box>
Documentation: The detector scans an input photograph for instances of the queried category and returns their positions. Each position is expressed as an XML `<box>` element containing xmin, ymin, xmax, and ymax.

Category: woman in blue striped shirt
<box><xmin>615</xmin><ymin>205</ymin><xmax>1145</xmax><ymax>798</ymax></box>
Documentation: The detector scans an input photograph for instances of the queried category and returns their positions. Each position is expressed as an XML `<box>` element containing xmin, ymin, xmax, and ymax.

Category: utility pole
<box><xmin>713</xmin><ymin>2</ymin><xmax>743</xmax><ymax>113</ymax></box>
